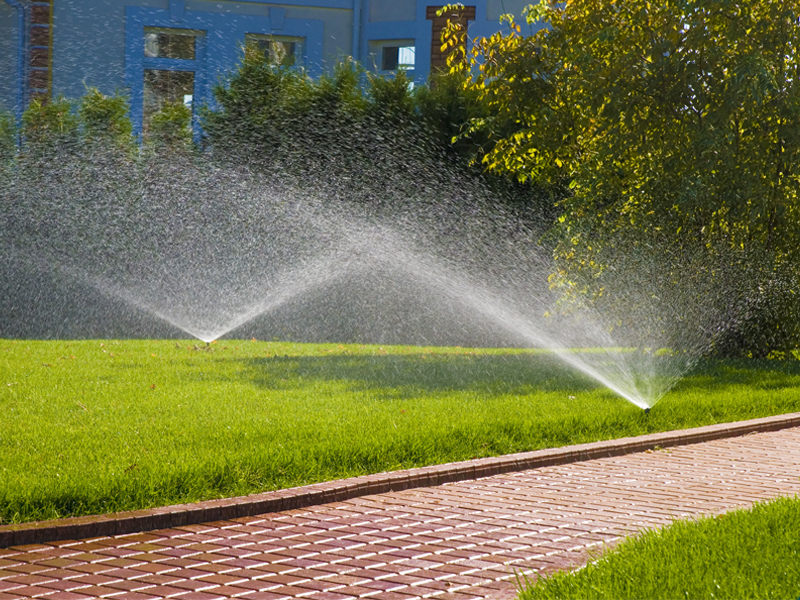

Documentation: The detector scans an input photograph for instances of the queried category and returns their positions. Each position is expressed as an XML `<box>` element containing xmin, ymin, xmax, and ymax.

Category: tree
<box><xmin>460</xmin><ymin>0</ymin><xmax>800</xmax><ymax>356</ymax></box>
<box><xmin>20</xmin><ymin>89</ymin><xmax>134</xmax><ymax>151</ymax></box>
<box><xmin>7</xmin><ymin>90</ymin><xmax>139</xmax><ymax>265</ymax></box>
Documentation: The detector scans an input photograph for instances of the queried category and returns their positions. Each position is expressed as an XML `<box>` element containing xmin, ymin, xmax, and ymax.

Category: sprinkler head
<box><xmin>644</xmin><ymin>407</ymin><xmax>651</xmax><ymax>415</ymax></box>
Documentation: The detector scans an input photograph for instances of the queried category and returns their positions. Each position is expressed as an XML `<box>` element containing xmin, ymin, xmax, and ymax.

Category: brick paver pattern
<box><xmin>3</xmin><ymin>427</ymin><xmax>800</xmax><ymax>600</ymax></box>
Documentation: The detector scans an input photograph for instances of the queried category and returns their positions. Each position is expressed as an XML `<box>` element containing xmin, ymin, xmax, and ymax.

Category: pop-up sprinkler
<box><xmin>644</xmin><ymin>407</ymin><xmax>650</xmax><ymax>415</ymax></box>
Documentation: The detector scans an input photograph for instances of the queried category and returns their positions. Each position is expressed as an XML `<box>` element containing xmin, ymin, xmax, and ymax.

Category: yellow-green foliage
<box><xmin>78</xmin><ymin>87</ymin><xmax>133</xmax><ymax>143</ymax></box>
<box><xmin>0</xmin><ymin>112</ymin><xmax>15</xmax><ymax>161</ymax></box>
<box><xmin>21</xmin><ymin>96</ymin><xmax>79</xmax><ymax>146</ymax></box>
<box><xmin>465</xmin><ymin>0</ymin><xmax>800</xmax><ymax>257</ymax></box>
<box><xmin>459</xmin><ymin>0</ymin><xmax>800</xmax><ymax>355</ymax></box>
<box><xmin>148</xmin><ymin>100</ymin><xmax>193</xmax><ymax>147</ymax></box>
<box><xmin>20</xmin><ymin>89</ymin><xmax>134</xmax><ymax>150</ymax></box>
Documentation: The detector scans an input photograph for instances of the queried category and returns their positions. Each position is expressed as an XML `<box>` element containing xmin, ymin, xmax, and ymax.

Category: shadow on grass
<box><xmin>214</xmin><ymin>352</ymin><xmax>800</xmax><ymax>400</ymax></box>
<box><xmin>672</xmin><ymin>357</ymin><xmax>800</xmax><ymax>393</ymax></box>
<box><xmin>233</xmin><ymin>352</ymin><xmax>607</xmax><ymax>396</ymax></box>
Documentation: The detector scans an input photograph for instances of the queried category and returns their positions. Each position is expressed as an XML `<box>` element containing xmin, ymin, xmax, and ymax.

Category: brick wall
<box><xmin>426</xmin><ymin>5</ymin><xmax>475</xmax><ymax>72</ymax></box>
<box><xmin>29</xmin><ymin>0</ymin><xmax>53</xmax><ymax>103</ymax></box>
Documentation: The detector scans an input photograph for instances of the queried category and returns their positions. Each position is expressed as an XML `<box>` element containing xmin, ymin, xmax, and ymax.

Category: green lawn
<box><xmin>517</xmin><ymin>496</ymin><xmax>800</xmax><ymax>600</ymax></box>
<box><xmin>2</xmin><ymin>339</ymin><xmax>800</xmax><ymax>524</ymax></box>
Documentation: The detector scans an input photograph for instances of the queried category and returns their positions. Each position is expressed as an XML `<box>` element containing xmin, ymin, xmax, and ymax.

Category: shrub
<box><xmin>147</xmin><ymin>100</ymin><xmax>193</xmax><ymax>149</ymax></box>
<box><xmin>78</xmin><ymin>87</ymin><xmax>132</xmax><ymax>145</ymax></box>
<box><xmin>0</xmin><ymin>111</ymin><xmax>16</xmax><ymax>162</ymax></box>
<box><xmin>21</xmin><ymin>96</ymin><xmax>79</xmax><ymax>149</ymax></box>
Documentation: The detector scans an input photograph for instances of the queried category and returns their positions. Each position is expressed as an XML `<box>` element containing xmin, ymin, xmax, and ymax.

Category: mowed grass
<box><xmin>2</xmin><ymin>339</ymin><xmax>800</xmax><ymax>524</ymax></box>
<box><xmin>517</xmin><ymin>495</ymin><xmax>800</xmax><ymax>600</ymax></box>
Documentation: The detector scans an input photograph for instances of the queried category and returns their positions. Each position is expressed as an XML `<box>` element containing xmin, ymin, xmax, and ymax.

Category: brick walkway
<box><xmin>2</xmin><ymin>426</ymin><xmax>800</xmax><ymax>600</ymax></box>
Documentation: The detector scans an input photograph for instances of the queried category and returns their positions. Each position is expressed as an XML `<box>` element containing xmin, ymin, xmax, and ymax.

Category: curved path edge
<box><xmin>4</xmin><ymin>411</ymin><xmax>800</xmax><ymax>549</ymax></box>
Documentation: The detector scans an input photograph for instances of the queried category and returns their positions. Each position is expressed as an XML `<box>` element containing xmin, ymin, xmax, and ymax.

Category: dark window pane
<box><xmin>252</xmin><ymin>39</ymin><xmax>271</xmax><ymax>54</ymax></box>
<box><xmin>380</xmin><ymin>46</ymin><xmax>415</xmax><ymax>70</ymax></box>
<box><xmin>382</xmin><ymin>46</ymin><xmax>399</xmax><ymax>71</ymax></box>
<box><xmin>143</xmin><ymin>69</ymin><xmax>195</xmax><ymax>131</ymax></box>
<box><xmin>245</xmin><ymin>36</ymin><xmax>298</xmax><ymax>66</ymax></box>
<box><xmin>144</xmin><ymin>29</ymin><xmax>196</xmax><ymax>59</ymax></box>
<box><xmin>273</xmin><ymin>41</ymin><xmax>296</xmax><ymax>65</ymax></box>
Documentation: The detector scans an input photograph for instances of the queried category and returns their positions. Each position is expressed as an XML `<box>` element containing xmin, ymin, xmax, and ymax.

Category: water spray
<box><xmin>7</xmin><ymin>138</ymin><xmax>720</xmax><ymax>411</ymax></box>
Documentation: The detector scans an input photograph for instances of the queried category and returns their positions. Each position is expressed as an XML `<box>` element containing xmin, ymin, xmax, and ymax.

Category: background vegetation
<box><xmin>457</xmin><ymin>0</ymin><xmax>800</xmax><ymax>358</ymax></box>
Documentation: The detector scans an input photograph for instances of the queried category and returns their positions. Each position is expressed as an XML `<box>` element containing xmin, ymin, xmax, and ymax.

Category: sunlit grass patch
<box><xmin>517</xmin><ymin>496</ymin><xmax>800</xmax><ymax>600</ymax></box>
<box><xmin>2</xmin><ymin>339</ymin><xmax>800</xmax><ymax>524</ymax></box>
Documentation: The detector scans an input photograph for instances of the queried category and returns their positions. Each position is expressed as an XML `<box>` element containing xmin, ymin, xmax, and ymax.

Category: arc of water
<box><xmin>5</xmin><ymin>209</ymin><xmax>706</xmax><ymax>410</ymax></box>
<box><xmin>383</xmin><ymin>250</ymin><xmax>652</xmax><ymax>409</ymax></box>
<box><xmin>340</xmin><ymin>225</ymin><xmax>653</xmax><ymax>409</ymax></box>
<box><xmin>84</xmin><ymin>252</ymin><xmax>359</xmax><ymax>343</ymax></box>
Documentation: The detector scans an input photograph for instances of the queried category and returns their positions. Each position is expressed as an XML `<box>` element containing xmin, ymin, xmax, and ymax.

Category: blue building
<box><xmin>1</xmin><ymin>0</ymin><xmax>534</xmax><ymax>137</ymax></box>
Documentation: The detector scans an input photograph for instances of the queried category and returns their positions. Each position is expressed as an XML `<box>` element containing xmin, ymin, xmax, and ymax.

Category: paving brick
<box><xmin>167</xmin><ymin>592</ymin><xmax>224</xmax><ymax>600</ymax></box>
<box><xmin>5</xmin><ymin>573</ymin><xmax>58</xmax><ymax>586</ymax></box>
<box><xmin>73</xmin><ymin>584</ymin><xmax>134</xmax><ymax>597</ymax></box>
<box><xmin>14</xmin><ymin>585</ymin><xmax>66</xmax><ymax>597</ymax></box>
<box><xmin>191</xmin><ymin>561</ymin><xmax>243</xmax><ymax>574</ymax></box>
<box><xmin>364</xmin><ymin>592</ymin><xmax>420</xmax><ymax>600</ymax></box>
<box><xmin>69</xmin><ymin>563</ymin><xmax>118</xmax><ymax>575</ymax></box>
<box><xmin>435</xmin><ymin>593</ymin><xmax>485</xmax><ymax>600</ymax></box>
<box><xmin>279</xmin><ymin>557</ymin><xmax>330</xmax><ymax>570</ymax></box>
<box><xmin>237</xmin><ymin>592</ymin><xmax>291</xmax><ymax>600</ymax></box>
<box><xmin>104</xmin><ymin>579</ymin><xmax>156</xmax><ymax>593</ymax></box>
<box><xmin>219</xmin><ymin>578</ymin><xmax>281</xmax><ymax>592</ymax></box>
<box><xmin>196</xmin><ymin>573</ymin><xmax>249</xmax><ymax>586</ymax></box>
<box><xmin>250</xmin><ymin>573</ymin><xmax>305</xmax><ymax>586</ymax></box>
<box><xmin>39</xmin><ymin>579</ymin><xmax>90</xmax><ymax>593</ymax></box>
<box><xmin>4</xmin><ymin>562</ymin><xmax>53</xmax><ymax>575</ymax></box>
<box><xmin>6</xmin><ymin>425</ymin><xmax>800</xmax><ymax>599</ymax></box>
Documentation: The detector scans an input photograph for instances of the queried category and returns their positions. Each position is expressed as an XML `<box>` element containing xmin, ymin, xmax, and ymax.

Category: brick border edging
<box><xmin>3</xmin><ymin>412</ymin><xmax>800</xmax><ymax>548</ymax></box>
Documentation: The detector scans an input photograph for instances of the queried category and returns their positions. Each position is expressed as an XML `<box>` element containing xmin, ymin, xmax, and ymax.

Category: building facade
<box><xmin>1</xmin><ymin>0</ymin><xmax>537</xmax><ymax>137</ymax></box>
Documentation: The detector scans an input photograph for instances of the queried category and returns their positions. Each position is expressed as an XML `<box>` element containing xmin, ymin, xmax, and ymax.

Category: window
<box><xmin>144</xmin><ymin>28</ymin><xmax>196</xmax><ymax>59</ymax></box>
<box><xmin>143</xmin><ymin>70</ymin><xmax>194</xmax><ymax>132</ymax></box>
<box><xmin>381</xmin><ymin>45</ymin><xmax>415</xmax><ymax>71</ymax></box>
<box><xmin>369</xmin><ymin>41</ymin><xmax>416</xmax><ymax>74</ymax></box>
<box><xmin>245</xmin><ymin>34</ymin><xmax>304</xmax><ymax>66</ymax></box>
<box><xmin>141</xmin><ymin>28</ymin><xmax>200</xmax><ymax>135</ymax></box>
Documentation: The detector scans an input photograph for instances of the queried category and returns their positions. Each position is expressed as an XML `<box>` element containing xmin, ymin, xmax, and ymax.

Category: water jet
<box><xmin>0</xmin><ymin>133</ymin><xmax>742</xmax><ymax>411</ymax></box>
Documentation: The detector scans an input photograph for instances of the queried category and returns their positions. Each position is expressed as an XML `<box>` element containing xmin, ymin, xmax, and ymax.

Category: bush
<box><xmin>147</xmin><ymin>100</ymin><xmax>193</xmax><ymax>149</ymax></box>
<box><xmin>78</xmin><ymin>87</ymin><xmax>132</xmax><ymax>144</ymax></box>
<box><xmin>20</xmin><ymin>89</ymin><xmax>134</xmax><ymax>153</ymax></box>
<box><xmin>21</xmin><ymin>96</ymin><xmax>79</xmax><ymax>149</ymax></box>
<box><xmin>0</xmin><ymin>111</ymin><xmax>16</xmax><ymax>162</ymax></box>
